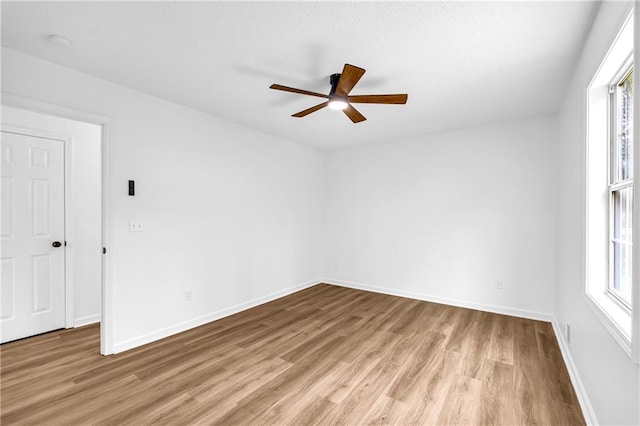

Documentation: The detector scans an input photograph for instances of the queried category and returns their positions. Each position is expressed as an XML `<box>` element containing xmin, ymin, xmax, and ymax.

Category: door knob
<box><xmin>52</xmin><ymin>241</ymin><xmax>62</xmax><ymax>248</ymax></box>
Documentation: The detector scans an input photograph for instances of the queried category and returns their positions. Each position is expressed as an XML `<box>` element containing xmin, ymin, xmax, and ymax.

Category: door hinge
<box><xmin>609</xmin><ymin>85</ymin><xmax>616</xmax><ymax>94</ymax></box>
<box><xmin>102</xmin><ymin>247</ymin><xmax>106</xmax><ymax>254</ymax></box>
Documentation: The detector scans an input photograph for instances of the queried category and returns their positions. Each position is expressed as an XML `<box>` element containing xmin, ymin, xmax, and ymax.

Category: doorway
<box><xmin>1</xmin><ymin>104</ymin><xmax>106</xmax><ymax>351</ymax></box>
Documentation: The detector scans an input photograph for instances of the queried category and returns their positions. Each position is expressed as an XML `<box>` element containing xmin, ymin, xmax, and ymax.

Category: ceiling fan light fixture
<box><xmin>328</xmin><ymin>98</ymin><xmax>348</xmax><ymax>110</ymax></box>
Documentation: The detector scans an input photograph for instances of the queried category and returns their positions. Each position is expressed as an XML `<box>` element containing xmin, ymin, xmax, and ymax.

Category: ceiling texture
<box><xmin>2</xmin><ymin>1</ymin><xmax>598</xmax><ymax>150</ymax></box>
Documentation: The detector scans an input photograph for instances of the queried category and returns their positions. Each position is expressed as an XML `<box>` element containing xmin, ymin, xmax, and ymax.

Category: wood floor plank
<box><xmin>445</xmin><ymin>307</ymin><xmax>477</xmax><ymax>352</ymax></box>
<box><xmin>364</xmin><ymin>394</ymin><xmax>409</xmax><ymax>425</ymax></box>
<box><xmin>288</xmin><ymin>395</ymin><xmax>336</xmax><ymax>426</ymax></box>
<box><xmin>401</xmin><ymin>349</ymin><xmax>463</xmax><ymax>425</ymax></box>
<box><xmin>436</xmin><ymin>373</ymin><xmax>483</xmax><ymax>425</ymax></box>
<box><xmin>487</xmin><ymin>313</ymin><xmax>515</xmax><ymax>365</ymax></box>
<box><xmin>386</xmin><ymin>331</ymin><xmax>446</xmax><ymax>403</ymax></box>
<box><xmin>0</xmin><ymin>284</ymin><xmax>584</xmax><ymax>425</ymax></box>
<box><xmin>460</xmin><ymin>311</ymin><xmax>494</xmax><ymax>379</ymax></box>
<box><xmin>513</xmin><ymin>317</ymin><xmax>554</xmax><ymax>425</ymax></box>
<box><xmin>479</xmin><ymin>359</ymin><xmax>518</xmax><ymax>425</ymax></box>
<box><xmin>322</xmin><ymin>332</ymin><xmax>404</xmax><ymax>404</ymax></box>
<box><xmin>322</xmin><ymin>334</ymin><xmax>423</xmax><ymax>424</ymax></box>
<box><xmin>536</xmin><ymin>331</ymin><xmax>580</xmax><ymax>405</ymax></box>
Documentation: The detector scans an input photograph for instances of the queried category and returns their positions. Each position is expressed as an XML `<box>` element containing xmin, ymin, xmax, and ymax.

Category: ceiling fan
<box><xmin>269</xmin><ymin>64</ymin><xmax>408</xmax><ymax>123</ymax></box>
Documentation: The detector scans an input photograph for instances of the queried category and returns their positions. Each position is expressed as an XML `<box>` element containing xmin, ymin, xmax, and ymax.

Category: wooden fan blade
<box><xmin>347</xmin><ymin>94</ymin><xmax>408</xmax><ymax>104</ymax></box>
<box><xmin>335</xmin><ymin>64</ymin><xmax>366</xmax><ymax>97</ymax></box>
<box><xmin>343</xmin><ymin>104</ymin><xmax>366</xmax><ymax>123</ymax></box>
<box><xmin>270</xmin><ymin>84</ymin><xmax>329</xmax><ymax>99</ymax></box>
<box><xmin>292</xmin><ymin>102</ymin><xmax>329</xmax><ymax>117</ymax></box>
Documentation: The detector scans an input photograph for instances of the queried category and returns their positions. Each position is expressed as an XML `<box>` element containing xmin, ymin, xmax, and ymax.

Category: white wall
<box><xmin>1</xmin><ymin>106</ymin><xmax>102</xmax><ymax>326</ymax></box>
<box><xmin>323</xmin><ymin>115</ymin><xmax>557</xmax><ymax>318</ymax></box>
<box><xmin>555</xmin><ymin>2</ymin><xmax>639</xmax><ymax>425</ymax></box>
<box><xmin>1</xmin><ymin>48</ymin><xmax>324</xmax><ymax>352</ymax></box>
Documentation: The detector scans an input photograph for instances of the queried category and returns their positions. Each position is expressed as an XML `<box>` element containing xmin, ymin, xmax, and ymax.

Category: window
<box><xmin>585</xmin><ymin>10</ymin><xmax>635</xmax><ymax>358</ymax></box>
<box><xmin>609</xmin><ymin>66</ymin><xmax>634</xmax><ymax>308</ymax></box>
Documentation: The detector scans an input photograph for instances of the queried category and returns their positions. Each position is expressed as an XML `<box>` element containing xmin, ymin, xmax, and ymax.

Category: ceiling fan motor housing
<box><xmin>329</xmin><ymin>73</ymin><xmax>341</xmax><ymax>96</ymax></box>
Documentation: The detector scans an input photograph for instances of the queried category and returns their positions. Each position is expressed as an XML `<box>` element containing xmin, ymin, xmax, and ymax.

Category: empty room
<box><xmin>0</xmin><ymin>1</ymin><xmax>638</xmax><ymax>425</ymax></box>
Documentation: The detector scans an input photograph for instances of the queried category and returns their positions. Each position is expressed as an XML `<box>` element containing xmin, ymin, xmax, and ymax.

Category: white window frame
<box><xmin>585</xmin><ymin>9</ymin><xmax>636</xmax><ymax>361</ymax></box>
<box><xmin>607</xmin><ymin>61</ymin><xmax>634</xmax><ymax>310</ymax></box>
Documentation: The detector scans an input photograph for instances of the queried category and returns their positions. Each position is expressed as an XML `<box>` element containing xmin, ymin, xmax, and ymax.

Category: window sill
<box><xmin>584</xmin><ymin>291</ymin><xmax>632</xmax><ymax>356</ymax></box>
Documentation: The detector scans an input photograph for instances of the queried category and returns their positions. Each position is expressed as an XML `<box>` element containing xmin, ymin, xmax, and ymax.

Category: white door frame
<box><xmin>2</xmin><ymin>92</ymin><xmax>114</xmax><ymax>355</ymax></box>
<box><xmin>1</xmin><ymin>124</ymin><xmax>73</xmax><ymax>332</ymax></box>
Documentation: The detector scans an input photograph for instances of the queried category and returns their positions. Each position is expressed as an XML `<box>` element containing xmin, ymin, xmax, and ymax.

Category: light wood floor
<box><xmin>1</xmin><ymin>284</ymin><xmax>584</xmax><ymax>425</ymax></box>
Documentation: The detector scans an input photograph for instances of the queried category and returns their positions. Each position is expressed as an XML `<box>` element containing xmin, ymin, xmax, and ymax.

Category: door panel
<box><xmin>1</xmin><ymin>131</ymin><xmax>65</xmax><ymax>343</ymax></box>
<box><xmin>1</xmin><ymin>176</ymin><xmax>13</xmax><ymax>238</ymax></box>
<box><xmin>31</xmin><ymin>178</ymin><xmax>51</xmax><ymax>236</ymax></box>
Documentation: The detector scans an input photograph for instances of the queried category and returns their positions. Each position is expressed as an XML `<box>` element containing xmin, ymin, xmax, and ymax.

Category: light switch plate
<box><xmin>129</xmin><ymin>220</ymin><xmax>144</xmax><ymax>232</ymax></box>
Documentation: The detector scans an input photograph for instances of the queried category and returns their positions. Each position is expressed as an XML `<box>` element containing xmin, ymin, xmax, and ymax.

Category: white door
<box><xmin>1</xmin><ymin>130</ymin><xmax>66</xmax><ymax>343</ymax></box>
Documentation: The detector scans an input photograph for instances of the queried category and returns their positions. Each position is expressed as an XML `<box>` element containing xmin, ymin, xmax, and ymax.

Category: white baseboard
<box><xmin>74</xmin><ymin>314</ymin><xmax>100</xmax><ymax>327</ymax></box>
<box><xmin>112</xmin><ymin>279</ymin><xmax>321</xmax><ymax>354</ymax></box>
<box><xmin>551</xmin><ymin>320</ymin><xmax>598</xmax><ymax>425</ymax></box>
<box><xmin>322</xmin><ymin>278</ymin><xmax>554</xmax><ymax>322</ymax></box>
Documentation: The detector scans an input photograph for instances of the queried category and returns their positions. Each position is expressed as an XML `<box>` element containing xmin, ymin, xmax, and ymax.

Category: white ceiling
<box><xmin>1</xmin><ymin>1</ymin><xmax>597</xmax><ymax>149</ymax></box>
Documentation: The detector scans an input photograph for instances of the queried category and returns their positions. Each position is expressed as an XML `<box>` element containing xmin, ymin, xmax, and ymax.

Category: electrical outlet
<box><xmin>129</xmin><ymin>220</ymin><xmax>144</xmax><ymax>232</ymax></box>
<box><xmin>185</xmin><ymin>291</ymin><xmax>192</xmax><ymax>302</ymax></box>
<box><xmin>495</xmin><ymin>280</ymin><xmax>503</xmax><ymax>290</ymax></box>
